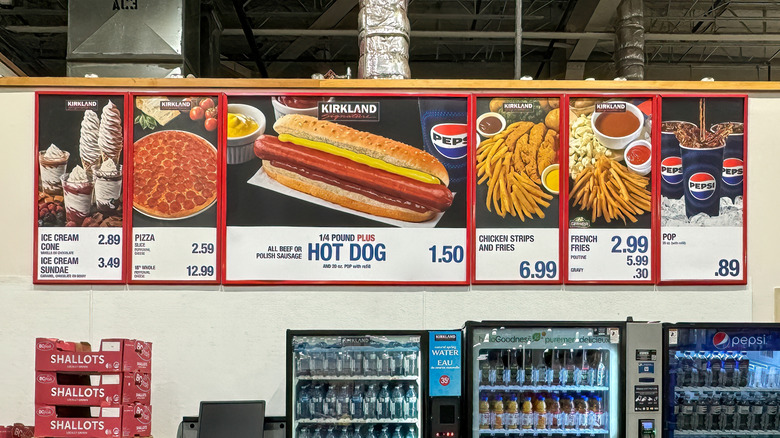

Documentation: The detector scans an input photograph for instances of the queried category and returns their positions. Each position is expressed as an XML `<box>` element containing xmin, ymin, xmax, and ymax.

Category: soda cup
<box><xmin>660</xmin><ymin>121</ymin><xmax>693</xmax><ymax>199</ymax></box>
<box><xmin>711</xmin><ymin>122</ymin><xmax>744</xmax><ymax>201</ymax></box>
<box><xmin>680</xmin><ymin>142</ymin><xmax>725</xmax><ymax>218</ymax></box>
<box><xmin>418</xmin><ymin>97</ymin><xmax>468</xmax><ymax>185</ymax></box>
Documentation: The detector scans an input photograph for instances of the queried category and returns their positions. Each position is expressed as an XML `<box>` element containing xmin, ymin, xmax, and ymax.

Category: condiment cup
<box><xmin>590</xmin><ymin>101</ymin><xmax>644</xmax><ymax>150</ymax></box>
<box><xmin>541</xmin><ymin>163</ymin><xmax>560</xmax><ymax>195</ymax></box>
<box><xmin>227</xmin><ymin>104</ymin><xmax>266</xmax><ymax>164</ymax></box>
<box><xmin>476</xmin><ymin>112</ymin><xmax>506</xmax><ymax>138</ymax></box>
<box><xmin>624</xmin><ymin>139</ymin><xmax>652</xmax><ymax>176</ymax></box>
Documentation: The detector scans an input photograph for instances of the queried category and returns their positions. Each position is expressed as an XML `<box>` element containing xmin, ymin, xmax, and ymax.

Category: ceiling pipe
<box><xmin>616</xmin><ymin>0</ymin><xmax>644</xmax><ymax>79</ymax></box>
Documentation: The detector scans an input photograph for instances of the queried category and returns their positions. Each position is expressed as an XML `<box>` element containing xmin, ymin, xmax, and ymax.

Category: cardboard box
<box><xmin>35</xmin><ymin>338</ymin><xmax>151</xmax><ymax>373</ymax></box>
<box><xmin>34</xmin><ymin>404</ymin><xmax>151</xmax><ymax>438</ymax></box>
<box><xmin>122</xmin><ymin>372</ymin><xmax>151</xmax><ymax>405</ymax></box>
<box><xmin>35</xmin><ymin>372</ymin><xmax>122</xmax><ymax>406</ymax></box>
<box><xmin>10</xmin><ymin>424</ymin><xmax>33</xmax><ymax>438</ymax></box>
<box><xmin>0</xmin><ymin>426</ymin><xmax>11</xmax><ymax>438</ymax></box>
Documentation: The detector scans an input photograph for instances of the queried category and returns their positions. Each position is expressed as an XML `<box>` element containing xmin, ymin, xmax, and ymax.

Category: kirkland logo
<box><xmin>160</xmin><ymin>100</ymin><xmax>191</xmax><ymax>111</ymax></box>
<box><xmin>435</xmin><ymin>334</ymin><xmax>457</xmax><ymax>341</ymax></box>
<box><xmin>318</xmin><ymin>102</ymin><xmax>380</xmax><ymax>121</ymax></box>
<box><xmin>595</xmin><ymin>102</ymin><xmax>627</xmax><ymax>112</ymax></box>
<box><xmin>66</xmin><ymin>100</ymin><xmax>98</xmax><ymax>111</ymax></box>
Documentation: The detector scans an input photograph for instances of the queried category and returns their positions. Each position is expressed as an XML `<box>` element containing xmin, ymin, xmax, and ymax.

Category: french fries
<box><xmin>477</xmin><ymin>122</ymin><xmax>554</xmax><ymax>220</ymax></box>
<box><xmin>569</xmin><ymin>155</ymin><xmax>651</xmax><ymax>224</ymax></box>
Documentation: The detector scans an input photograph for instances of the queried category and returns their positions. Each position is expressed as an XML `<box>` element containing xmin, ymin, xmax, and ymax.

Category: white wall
<box><xmin>1</xmin><ymin>90</ymin><xmax>777</xmax><ymax>438</ymax></box>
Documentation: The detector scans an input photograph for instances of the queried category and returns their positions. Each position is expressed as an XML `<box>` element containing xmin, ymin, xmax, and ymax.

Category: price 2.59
<box><xmin>186</xmin><ymin>265</ymin><xmax>215</xmax><ymax>277</ymax></box>
<box><xmin>519</xmin><ymin>261</ymin><xmax>557</xmax><ymax>279</ymax></box>
<box><xmin>191</xmin><ymin>243</ymin><xmax>215</xmax><ymax>254</ymax></box>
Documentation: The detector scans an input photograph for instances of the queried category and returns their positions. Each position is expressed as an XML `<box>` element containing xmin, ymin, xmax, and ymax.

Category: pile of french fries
<box><xmin>476</xmin><ymin>122</ymin><xmax>553</xmax><ymax>220</ymax></box>
<box><xmin>569</xmin><ymin>155</ymin><xmax>651</xmax><ymax>224</ymax></box>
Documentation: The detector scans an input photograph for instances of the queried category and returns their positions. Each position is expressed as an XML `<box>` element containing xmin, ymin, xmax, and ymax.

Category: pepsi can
<box><xmin>418</xmin><ymin>97</ymin><xmax>468</xmax><ymax>185</ymax></box>
<box><xmin>680</xmin><ymin>143</ymin><xmax>725</xmax><ymax>218</ymax></box>
<box><xmin>711</xmin><ymin>122</ymin><xmax>744</xmax><ymax>201</ymax></box>
<box><xmin>660</xmin><ymin>121</ymin><xmax>694</xmax><ymax>199</ymax></box>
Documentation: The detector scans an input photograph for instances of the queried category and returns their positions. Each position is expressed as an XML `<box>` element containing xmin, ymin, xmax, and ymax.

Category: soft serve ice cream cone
<box><xmin>98</xmin><ymin>100</ymin><xmax>123</xmax><ymax>165</ymax></box>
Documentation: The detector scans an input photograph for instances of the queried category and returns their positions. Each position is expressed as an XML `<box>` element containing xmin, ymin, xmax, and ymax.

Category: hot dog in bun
<box><xmin>254</xmin><ymin>114</ymin><xmax>453</xmax><ymax>222</ymax></box>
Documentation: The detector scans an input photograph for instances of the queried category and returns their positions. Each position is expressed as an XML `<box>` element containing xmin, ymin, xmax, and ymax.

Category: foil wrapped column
<box><xmin>358</xmin><ymin>0</ymin><xmax>411</xmax><ymax>79</ymax></box>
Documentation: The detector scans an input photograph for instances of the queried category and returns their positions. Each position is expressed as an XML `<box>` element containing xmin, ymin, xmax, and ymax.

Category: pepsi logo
<box><xmin>37</xmin><ymin>341</ymin><xmax>54</xmax><ymax>351</ymax></box>
<box><xmin>661</xmin><ymin>156</ymin><xmax>683</xmax><ymax>185</ymax></box>
<box><xmin>431</xmin><ymin>123</ymin><xmax>468</xmax><ymax>159</ymax></box>
<box><xmin>722</xmin><ymin>158</ymin><xmax>744</xmax><ymax>186</ymax></box>
<box><xmin>688</xmin><ymin>172</ymin><xmax>717</xmax><ymax>201</ymax></box>
<box><xmin>713</xmin><ymin>332</ymin><xmax>730</xmax><ymax>349</ymax></box>
<box><xmin>37</xmin><ymin>407</ymin><xmax>54</xmax><ymax>417</ymax></box>
<box><xmin>37</xmin><ymin>373</ymin><xmax>55</xmax><ymax>384</ymax></box>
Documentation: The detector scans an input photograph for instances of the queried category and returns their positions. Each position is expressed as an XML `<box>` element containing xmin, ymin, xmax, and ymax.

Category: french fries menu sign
<box><xmin>224</xmin><ymin>94</ymin><xmax>469</xmax><ymax>283</ymax></box>
<box><xmin>473</xmin><ymin>96</ymin><xmax>562</xmax><ymax>282</ymax></box>
<box><xmin>565</xmin><ymin>96</ymin><xmax>655</xmax><ymax>283</ymax></box>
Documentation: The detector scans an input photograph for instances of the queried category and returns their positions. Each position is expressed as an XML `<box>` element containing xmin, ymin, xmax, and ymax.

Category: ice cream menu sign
<box><xmin>224</xmin><ymin>94</ymin><xmax>469</xmax><ymax>283</ymax></box>
<box><xmin>659</xmin><ymin>96</ymin><xmax>746</xmax><ymax>283</ymax></box>
<box><xmin>35</xmin><ymin>93</ymin><xmax>126</xmax><ymax>283</ymax></box>
<box><xmin>129</xmin><ymin>94</ymin><xmax>221</xmax><ymax>283</ymax></box>
<box><xmin>473</xmin><ymin>96</ymin><xmax>562</xmax><ymax>283</ymax></box>
<box><xmin>565</xmin><ymin>96</ymin><xmax>655</xmax><ymax>283</ymax></box>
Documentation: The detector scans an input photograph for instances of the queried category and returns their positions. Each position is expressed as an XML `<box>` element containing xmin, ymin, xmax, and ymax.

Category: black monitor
<box><xmin>198</xmin><ymin>400</ymin><xmax>266</xmax><ymax>438</ymax></box>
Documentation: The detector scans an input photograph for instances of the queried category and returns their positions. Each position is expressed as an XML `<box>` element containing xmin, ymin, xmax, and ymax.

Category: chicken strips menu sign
<box><xmin>473</xmin><ymin>96</ymin><xmax>563</xmax><ymax>283</ymax></box>
<box><xmin>35</xmin><ymin>93</ymin><xmax>127</xmax><ymax>283</ymax></box>
<box><xmin>223</xmin><ymin>94</ymin><xmax>469</xmax><ymax>284</ymax></box>
<box><xmin>129</xmin><ymin>94</ymin><xmax>221</xmax><ymax>283</ymax></box>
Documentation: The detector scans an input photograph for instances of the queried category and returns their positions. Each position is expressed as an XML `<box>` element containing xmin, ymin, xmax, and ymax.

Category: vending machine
<box><xmin>465</xmin><ymin>321</ymin><xmax>625</xmax><ymax>437</ymax></box>
<box><xmin>286</xmin><ymin>330</ymin><xmax>463</xmax><ymax>438</ymax></box>
<box><xmin>663</xmin><ymin>323</ymin><xmax>780</xmax><ymax>438</ymax></box>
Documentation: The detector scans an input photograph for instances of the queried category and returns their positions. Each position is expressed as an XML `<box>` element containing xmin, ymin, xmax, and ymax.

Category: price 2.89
<box><xmin>519</xmin><ymin>261</ymin><xmax>557</xmax><ymax>279</ymax></box>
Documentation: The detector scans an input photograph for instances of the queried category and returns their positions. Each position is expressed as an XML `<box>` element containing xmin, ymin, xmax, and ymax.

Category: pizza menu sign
<box><xmin>33</xmin><ymin>91</ymin><xmax>746</xmax><ymax>286</ymax></box>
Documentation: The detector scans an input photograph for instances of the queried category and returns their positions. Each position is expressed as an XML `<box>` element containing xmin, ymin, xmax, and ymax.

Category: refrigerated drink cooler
<box><xmin>664</xmin><ymin>323</ymin><xmax>780</xmax><ymax>438</ymax></box>
<box><xmin>465</xmin><ymin>322</ymin><xmax>624</xmax><ymax>437</ymax></box>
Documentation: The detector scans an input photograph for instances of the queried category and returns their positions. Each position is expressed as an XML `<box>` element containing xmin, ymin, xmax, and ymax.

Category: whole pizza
<box><xmin>133</xmin><ymin>131</ymin><xmax>218</xmax><ymax>219</ymax></box>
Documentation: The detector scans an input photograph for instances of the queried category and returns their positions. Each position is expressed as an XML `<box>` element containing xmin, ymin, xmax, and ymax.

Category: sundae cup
<box><xmin>61</xmin><ymin>165</ymin><xmax>94</xmax><ymax>226</ymax></box>
<box><xmin>93</xmin><ymin>159</ymin><xmax>122</xmax><ymax>215</ymax></box>
<box><xmin>39</xmin><ymin>144</ymin><xmax>70</xmax><ymax>195</ymax></box>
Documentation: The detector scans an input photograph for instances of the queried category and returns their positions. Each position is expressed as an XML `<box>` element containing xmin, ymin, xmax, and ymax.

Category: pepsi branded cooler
<box><xmin>286</xmin><ymin>330</ymin><xmax>464</xmax><ymax>438</ymax></box>
<box><xmin>465</xmin><ymin>321</ymin><xmax>625</xmax><ymax>438</ymax></box>
<box><xmin>663</xmin><ymin>323</ymin><xmax>780</xmax><ymax>438</ymax></box>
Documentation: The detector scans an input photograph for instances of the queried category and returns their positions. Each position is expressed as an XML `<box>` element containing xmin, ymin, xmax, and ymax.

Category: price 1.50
<box><xmin>98</xmin><ymin>257</ymin><xmax>120</xmax><ymax>268</ymax></box>
<box><xmin>611</xmin><ymin>235</ymin><xmax>649</xmax><ymax>254</ymax></box>
<box><xmin>187</xmin><ymin>265</ymin><xmax>215</xmax><ymax>277</ymax></box>
<box><xmin>429</xmin><ymin>245</ymin><xmax>464</xmax><ymax>263</ymax></box>
<box><xmin>191</xmin><ymin>243</ymin><xmax>215</xmax><ymax>254</ymax></box>
<box><xmin>715</xmin><ymin>259</ymin><xmax>741</xmax><ymax>277</ymax></box>
<box><xmin>519</xmin><ymin>261</ymin><xmax>557</xmax><ymax>279</ymax></box>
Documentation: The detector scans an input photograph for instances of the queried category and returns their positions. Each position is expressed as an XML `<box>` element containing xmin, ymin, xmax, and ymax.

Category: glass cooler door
<box><xmin>290</xmin><ymin>333</ymin><xmax>423</xmax><ymax>438</ymax></box>
<box><xmin>665</xmin><ymin>324</ymin><xmax>780</xmax><ymax>438</ymax></box>
<box><xmin>468</xmin><ymin>324</ymin><xmax>622</xmax><ymax>437</ymax></box>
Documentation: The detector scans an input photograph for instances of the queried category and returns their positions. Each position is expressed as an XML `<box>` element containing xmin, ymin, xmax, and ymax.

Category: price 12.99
<box><xmin>519</xmin><ymin>261</ymin><xmax>557</xmax><ymax>279</ymax></box>
<box><xmin>187</xmin><ymin>265</ymin><xmax>215</xmax><ymax>277</ymax></box>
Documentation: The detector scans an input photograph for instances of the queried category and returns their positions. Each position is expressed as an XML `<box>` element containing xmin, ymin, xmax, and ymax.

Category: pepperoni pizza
<box><xmin>133</xmin><ymin>130</ymin><xmax>218</xmax><ymax>219</ymax></box>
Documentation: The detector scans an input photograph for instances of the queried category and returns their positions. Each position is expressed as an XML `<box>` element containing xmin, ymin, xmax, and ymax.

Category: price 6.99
<box><xmin>519</xmin><ymin>261</ymin><xmax>557</xmax><ymax>279</ymax></box>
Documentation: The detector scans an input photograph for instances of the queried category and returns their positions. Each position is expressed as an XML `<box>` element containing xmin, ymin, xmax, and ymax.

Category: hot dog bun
<box><xmin>273</xmin><ymin>114</ymin><xmax>450</xmax><ymax>186</ymax></box>
<box><xmin>264</xmin><ymin>162</ymin><xmax>438</xmax><ymax>223</ymax></box>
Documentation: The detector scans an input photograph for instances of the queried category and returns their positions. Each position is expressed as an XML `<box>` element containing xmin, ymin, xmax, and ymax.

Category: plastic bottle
<box><xmin>390</xmin><ymin>384</ymin><xmax>404</xmax><ymax>419</ymax></box>
<box><xmin>364</xmin><ymin>384</ymin><xmax>377</xmax><ymax>419</ymax></box>
<box><xmin>709</xmin><ymin>352</ymin><xmax>724</xmax><ymax>387</ymax></box>
<box><xmin>390</xmin><ymin>344</ymin><xmax>404</xmax><ymax>377</ymax></box>
<box><xmin>325</xmin><ymin>345</ymin><xmax>339</xmax><ymax>376</ymax></box>
<box><xmin>546</xmin><ymin>394</ymin><xmax>560</xmax><ymax>429</ymax></box>
<box><xmin>296</xmin><ymin>343</ymin><xmax>311</xmax><ymax>376</ymax></box>
<box><xmin>509</xmin><ymin>350</ymin><xmax>520</xmax><ymax>385</ymax></box>
<box><xmin>762</xmin><ymin>393</ymin><xmax>778</xmax><ymax>431</ymax></box>
<box><xmin>364</xmin><ymin>349</ymin><xmax>378</xmax><ymax>376</ymax></box>
<box><xmin>697</xmin><ymin>351</ymin><xmax>711</xmax><ymax>387</ymax></box>
<box><xmin>299</xmin><ymin>426</ymin><xmax>311</xmax><ymax>438</ymax></box>
<box><xmin>310</xmin><ymin>384</ymin><xmax>324</xmax><ymax>419</ymax></box>
<box><xmin>324</xmin><ymin>385</ymin><xmax>337</xmax><ymax>418</ymax></box>
<box><xmin>695</xmin><ymin>395</ymin><xmax>708</xmax><ymax>430</ymax></box>
<box><xmin>350</xmin><ymin>385</ymin><xmax>364</xmax><ymax>419</ymax></box>
<box><xmin>721</xmin><ymin>393</ymin><xmax>736</xmax><ymax>430</ymax></box>
<box><xmin>337</xmin><ymin>385</ymin><xmax>352</xmax><ymax>418</ymax></box>
<box><xmin>551</xmin><ymin>351</ymin><xmax>562</xmax><ymax>386</ymax></box>
<box><xmin>377</xmin><ymin>384</ymin><xmax>391</xmax><ymax>419</ymax></box>
<box><xmin>521</xmin><ymin>396</ymin><xmax>533</xmax><ymax>430</ymax></box>
<box><xmin>379</xmin><ymin>350</ymin><xmax>392</xmax><ymax>376</ymax></box>
<box><xmin>579</xmin><ymin>352</ymin><xmax>591</xmax><ymax>387</ymax></box>
<box><xmin>534</xmin><ymin>394</ymin><xmax>546</xmax><ymax>430</ymax></box>
<box><xmin>297</xmin><ymin>385</ymin><xmax>311</xmax><ymax>419</ymax></box>
<box><xmin>575</xmin><ymin>395</ymin><xmax>588</xmax><ymax>430</ymax></box>
<box><xmin>378</xmin><ymin>425</ymin><xmax>390</xmax><ymax>438</ymax></box>
<box><xmin>312</xmin><ymin>426</ymin><xmax>324</xmax><ymax>438</ymax></box>
<box><xmin>311</xmin><ymin>343</ymin><xmax>326</xmax><ymax>377</ymax></box>
<box><xmin>561</xmin><ymin>395</ymin><xmax>576</xmax><ymax>429</ymax></box>
<box><xmin>365</xmin><ymin>426</ymin><xmax>378</xmax><ymax>438</ymax></box>
<box><xmin>505</xmin><ymin>393</ymin><xmax>519</xmax><ymax>429</ymax></box>
<box><xmin>749</xmin><ymin>393</ymin><xmax>763</xmax><ymax>431</ymax></box>
<box><xmin>492</xmin><ymin>393</ymin><xmax>504</xmax><ymax>429</ymax></box>
<box><xmin>390</xmin><ymin>425</ymin><xmax>402</xmax><ymax>438</ymax></box>
<box><xmin>404</xmin><ymin>425</ymin><xmax>416</xmax><ymax>438</ymax></box>
<box><xmin>349</xmin><ymin>350</ymin><xmax>363</xmax><ymax>376</ymax></box>
<box><xmin>478</xmin><ymin>393</ymin><xmax>491</xmax><ymax>429</ymax></box>
<box><xmin>736</xmin><ymin>393</ymin><xmax>751</xmax><ymax>430</ymax></box>
<box><xmin>325</xmin><ymin>427</ymin><xmax>337</xmax><ymax>438</ymax></box>
<box><xmin>595</xmin><ymin>351</ymin><xmax>607</xmax><ymax>387</ymax></box>
<box><xmin>479</xmin><ymin>354</ymin><xmax>491</xmax><ymax>385</ymax></box>
<box><xmin>679</xmin><ymin>394</ymin><xmax>694</xmax><ymax>430</ymax></box>
<box><xmin>687</xmin><ymin>351</ymin><xmax>700</xmax><ymax>387</ymax></box>
<box><xmin>707</xmin><ymin>392</ymin><xmax>721</xmax><ymax>430</ymax></box>
<box><xmin>501</xmin><ymin>351</ymin><xmax>512</xmax><ymax>386</ymax></box>
<box><xmin>523</xmin><ymin>350</ymin><xmax>533</xmax><ymax>385</ymax></box>
<box><xmin>724</xmin><ymin>352</ymin><xmax>737</xmax><ymax>387</ymax></box>
<box><xmin>488</xmin><ymin>351</ymin><xmax>498</xmax><ymax>386</ymax></box>
<box><xmin>589</xmin><ymin>396</ymin><xmax>603</xmax><ymax>429</ymax></box>
<box><xmin>534</xmin><ymin>352</ymin><xmax>547</xmax><ymax>386</ymax></box>
<box><xmin>404</xmin><ymin>385</ymin><xmax>417</xmax><ymax>419</ymax></box>
<box><xmin>560</xmin><ymin>350</ymin><xmax>571</xmax><ymax>386</ymax></box>
<box><xmin>350</xmin><ymin>426</ymin><xmax>362</xmax><ymax>438</ymax></box>
<box><xmin>496</xmin><ymin>351</ymin><xmax>506</xmax><ymax>386</ymax></box>
<box><xmin>339</xmin><ymin>427</ymin><xmax>350</xmax><ymax>438</ymax></box>
<box><xmin>738</xmin><ymin>352</ymin><xmax>750</xmax><ymax>387</ymax></box>
<box><xmin>403</xmin><ymin>344</ymin><xmax>418</xmax><ymax>376</ymax></box>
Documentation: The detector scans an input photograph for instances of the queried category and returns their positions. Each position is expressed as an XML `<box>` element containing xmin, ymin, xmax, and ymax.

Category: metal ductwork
<box><xmin>66</xmin><ymin>0</ymin><xmax>218</xmax><ymax>78</ymax></box>
<box><xmin>358</xmin><ymin>0</ymin><xmax>411</xmax><ymax>79</ymax></box>
<box><xmin>615</xmin><ymin>0</ymin><xmax>645</xmax><ymax>80</ymax></box>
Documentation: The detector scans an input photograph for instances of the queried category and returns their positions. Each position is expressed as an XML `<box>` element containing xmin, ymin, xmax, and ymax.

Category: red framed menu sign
<box><xmin>223</xmin><ymin>92</ymin><xmax>470</xmax><ymax>284</ymax></box>
<box><xmin>564</xmin><ymin>95</ymin><xmax>657</xmax><ymax>284</ymax></box>
<box><xmin>658</xmin><ymin>95</ymin><xmax>747</xmax><ymax>284</ymax></box>
<box><xmin>128</xmin><ymin>93</ymin><xmax>222</xmax><ymax>283</ymax></box>
<box><xmin>34</xmin><ymin>92</ymin><xmax>128</xmax><ymax>284</ymax></box>
<box><xmin>472</xmin><ymin>95</ymin><xmax>563</xmax><ymax>283</ymax></box>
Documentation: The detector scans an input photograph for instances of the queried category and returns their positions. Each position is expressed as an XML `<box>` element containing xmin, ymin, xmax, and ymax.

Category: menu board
<box><xmin>129</xmin><ymin>94</ymin><xmax>221</xmax><ymax>283</ymax></box>
<box><xmin>224</xmin><ymin>93</ymin><xmax>469</xmax><ymax>283</ymax></box>
<box><xmin>35</xmin><ymin>93</ymin><xmax>127</xmax><ymax>283</ymax></box>
<box><xmin>565</xmin><ymin>96</ymin><xmax>655</xmax><ymax>283</ymax></box>
<box><xmin>472</xmin><ymin>95</ymin><xmax>562</xmax><ymax>283</ymax></box>
<box><xmin>658</xmin><ymin>96</ymin><xmax>746</xmax><ymax>283</ymax></box>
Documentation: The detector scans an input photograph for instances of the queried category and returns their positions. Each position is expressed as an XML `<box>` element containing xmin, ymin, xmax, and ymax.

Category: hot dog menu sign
<box><xmin>223</xmin><ymin>94</ymin><xmax>470</xmax><ymax>284</ymax></box>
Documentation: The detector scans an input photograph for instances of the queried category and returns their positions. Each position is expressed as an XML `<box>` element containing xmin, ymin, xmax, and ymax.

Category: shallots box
<box><xmin>10</xmin><ymin>425</ymin><xmax>33</xmax><ymax>438</ymax></box>
<box><xmin>35</xmin><ymin>372</ymin><xmax>151</xmax><ymax>406</ymax></box>
<box><xmin>35</xmin><ymin>338</ymin><xmax>151</xmax><ymax>373</ymax></box>
<box><xmin>0</xmin><ymin>427</ymin><xmax>10</xmax><ymax>438</ymax></box>
<box><xmin>34</xmin><ymin>404</ymin><xmax>151</xmax><ymax>438</ymax></box>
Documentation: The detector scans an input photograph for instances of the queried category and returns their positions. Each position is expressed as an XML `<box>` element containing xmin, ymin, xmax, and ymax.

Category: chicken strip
<box><xmin>520</xmin><ymin>123</ymin><xmax>547</xmax><ymax>184</ymax></box>
<box><xmin>536</xmin><ymin>129</ymin><xmax>559</xmax><ymax>179</ymax></box>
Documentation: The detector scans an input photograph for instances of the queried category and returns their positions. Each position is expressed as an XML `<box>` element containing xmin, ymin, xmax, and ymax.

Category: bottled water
<box><xmin>379</xmin><ymin>350</ymin><xmax>392</xmax><ymax>376</ymax></box>
<box><xmin>297</xmin><ymin>385</ymin><xmax>311</xmax><ymax>419</ymax></box>
<box><xmin>366</xmin><ymin>426</ymin><xmax>378</xmax><ymax>438</ymax></box>
<box><xmin>350</xmin><ymin>384</ymin><xmax>364</xmax><ymax>419</ymax></box>
<box><xmin>364</xmin><ymin>384</ymin><xmax>377</xmax><ymax>419</ymax></box>
<box><xmin>325</xmin><ymin>427</ymin><xmax>336</xmax><ymax>438</ymax></box>
<box><xmin>364</xmin><ymin>350</ymin><xmax>379</xmax><ymax>376</ymax></box>
<box><xmin>325</xmin><ymin>346</ymin><xmax>339</xmax><ymax>376</ymax></box>
<box><xmin>335</xmin><ymin>349</ymin><xmax>346</xmax><ymax>377</ymax></box>
<box><xmin>336</xmin><ymin>385</ymin><xmax>351</xmax><ymax>417</ymax></box>
<box><xmin>595</xmin><ymin>351</ymin><xmax>607</xmax><ymax>387</ymax></box>
<box><xmin>389</xmin><ymin>343</ymin><xmax>404</xmax><ymax>376</ymax></box>
<box><xmin>324</xmin><ymin>385</ymin><xmax>337</xmax><ymax>418</ymax></box>
<box><xmin>390</xmin><ymin>384</ymin><xmax>405</xmax><ymax>419</ymax></box>
<box><xmin>312</xmin><ymin>427</ymin><xmax>324</xmax><ymax>438</ymax></box>
<box><xmin>348</xmin><ymin>350</ymin><xmax>363</xmax><ymax>376</ymax></box>
<box><xmin>296</xmin><ymin>343</ymin><xmax>311</xmax><ymax>376</ymax></box>
<box><xmin>404</xmin><ymin>385</ymin><xmax>418</xmax><ymax>419</ymax></box>
<box><xmin>299</xmin><ymin>426</ymin><xmax>311</xmax><ymax>438</ymax></box>
<box><xmin>390</xmin><ymin>426</ymin><xmax>402</xmax><ymax>438</ymax></box>
<box><xmin>338</xmin><ymin>427</ymin><xmax>350</xmax><ymax>438</ymax></box>
<box><xmin>311</xmin><ymin>343</ymin><xmax>326</xmax><ymax>377</ymax></box>
<box><xmin>350</xmin><ymin>426</ymin><xmax>362</xmax><ymax>438</ymax></box>
<box><xmin>377</xmin><ymin>384</ymin><xmax>391</xmax><ymax>419</ymax></box>
<box><xmin>310</xmin><ymin>384</ymin><xmax>324</xmax><ymax>418</ymax></box>
<box><xmin>403</xmin><ymin>345</ymin><xmax>418</xmax><ymax>376</ymax></box>
<box><xmin>378</xmin><ymin>425</ymin><xmax>390</xmax><ymax>438</ymax></box>
<box><xmin>488</xmin><ymin>351</ymin><xmax>498</xmax><ymax>385</ymax></box>
<box><xmin>404</xmin><ymin>425</ymin><xmax>416</xmax><ymax>438</ymax></box>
